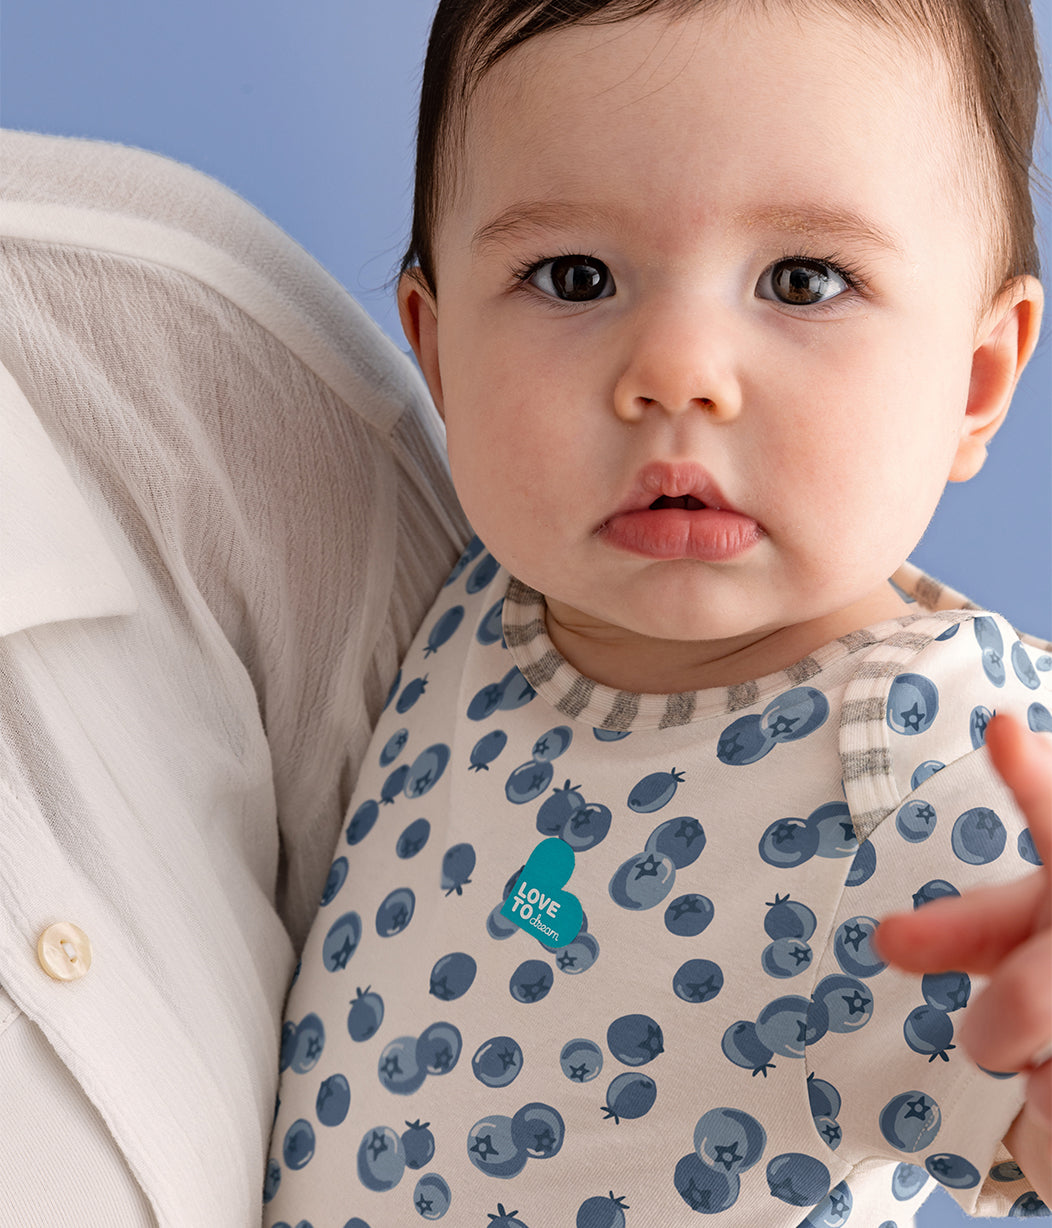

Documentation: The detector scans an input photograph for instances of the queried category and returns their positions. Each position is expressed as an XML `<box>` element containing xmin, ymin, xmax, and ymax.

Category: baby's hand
<box><xmin>875</xmin><ymin>713</ymin><xmax>1052</xmax><ymax>1205</ymax></box>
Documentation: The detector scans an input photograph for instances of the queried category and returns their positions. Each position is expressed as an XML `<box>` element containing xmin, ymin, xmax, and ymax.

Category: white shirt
<box><xmin>0</xmin><ymin>129</ymin><xmax>467</xmax><ymax>1226</ymax></box>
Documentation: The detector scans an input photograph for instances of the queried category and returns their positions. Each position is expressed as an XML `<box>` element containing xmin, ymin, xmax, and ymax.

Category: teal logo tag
<box><xmin>501</xmin><ymin>838</ymin><xmax>583</xmax><ymax>946</ymax></box>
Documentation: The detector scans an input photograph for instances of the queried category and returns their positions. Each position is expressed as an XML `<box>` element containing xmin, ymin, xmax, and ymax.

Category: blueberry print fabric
<box><xmin>265</xmin><ymin>542</ymin><xmax>1052</xmax><ymax>1227</ymax></box>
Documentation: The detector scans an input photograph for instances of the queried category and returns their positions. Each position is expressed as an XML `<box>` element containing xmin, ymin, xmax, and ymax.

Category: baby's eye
<box><xmin>525</xmin><ymin>255</ymin><xmax>615</xmax><ymax>302</ymax></box>
<box><xmin>756</xmin><ymin>258</ymin><xmax>849</xmax><ymax>306</ymax></box>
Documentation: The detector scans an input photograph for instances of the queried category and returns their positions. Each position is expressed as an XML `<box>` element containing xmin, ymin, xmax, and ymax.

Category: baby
<box><xmin>265</xmin><ymin>1</ymin><xmax>1051</xmax><ymax>1224</ymax></box>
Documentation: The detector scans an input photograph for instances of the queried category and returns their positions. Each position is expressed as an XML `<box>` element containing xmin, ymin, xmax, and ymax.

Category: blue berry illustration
<box><xmin>800</xmin><ymin>1179</ymin><xmax>852</xmax><ymax>1226</ymax></box>
<box><xmin>970</xmin><ymin>705</ymin><xmax>993</xmax><ymax>749</ymax></box>
<box><xmin>536</xmin><ymin>780</ymin><xmax>587</xmax><ymax>835</ymax></box>
<box><xmin>664</xmin><ymin>892</ymin><xmax>714</xmax><ymax>937</ymax></box>
<box><xmin>1019</xmin><ymin>828</ymin><xmax>1043</xmax><ymax>865</ymax></box>
<box><xmin>602</xmin><ymin>1071</ymin><xmax>657</xmax><ymax>1124</ymax></box>
<box><xmin>430</xmin><ymin>952</ymin><xmax>477</xmax><ymax>1001</ymax></box>
<box><xmin>445</xmin><ymin>536</ymin><xmax>484</xmax><ymax>586</ymax></box>
<box><xmin>813</xmin><ymin>1116</ymin><xmax>842</xmax><ymax>1151</ymax></box>
<box><xmin>486</xmin><ymin>1203</ymin><xmax>529</xmax><ymax>1226</ymax></box>
<box><xmin>576</xmin><ymin>1192</ymin><xmax>629</xmax><ymax>1228</ymax></box>
<box><xmin>904</xmin><ymin>1005</ymin><xmax>955</xmax><ymax>1062</ymax></box>
<box><xmin>467</xmin><ymin>1114</ymin><xmax>528</xmax><ymax>1178</ymax></box>
<box><xmin>951</xmin><ymin>806</ymin><xmax>1006</xmax><ymax>864</ymax></box>
<box><xmin>674</xmin><ymin>1152</ymin><xmax>741</xmax><ymax>1212</ymax></box>
<box><xmin>511</xmin><ymin>1102</ymin><xmax>565</xmax><ymax>1159</ymax></box>
<box><xmin>381</xmin><ymin>763</ymin><xmax>410</xmax><ymax>804</ymax></box>
<box><xmin>974</xmin><ymin>616</ymin><xmax>1006</xmax><ymax>686</ymax></box>
<box><xmin>476</xmin><ymin>596</ymin><xmax>505</xmax><ymax>645</ymax></box>
<box><xmin>807</xmin><ymin>801</ymin><xmax>857</xmax><ymax>859</ymax></box>
<box><xmin>357</xmin><ymin>1125</ymin><xmax>406</xmax><ymax>1191</ymax></box>
<box><xmin>396</xmin><ymin>676</ymin><xmax>429</xmax><ymax>714</ymax></box>
<box><xmin>378</xmin><ymin>1035</ymin><xmax>427</xmax><ymax>1096</ymax></box>
<box><xmin>279</xmin><ymin>1020</ymin><xmax>297</xmax><ymax>1071</ymax></box>
<box><xmin>562</xmin><ymin>802</ymin><xmax>613</xmax><ymax>852</ymax></box>
<box><xmin>833</xmin><ymin>915</ymin><xmax>886</xmax><ymax>978</ymax></box>
<box><xmin>470</xmin><ymin>730</ymin><xmax>508</xmax><ymax>772</ymax></box>
<box><xmin>913</xmin><ymin>879</ymin><xmax>960</xmax><ymax>909</ymax></box>
<box><xmin>693</xmin><ymin>1107</ymin><xmax>766</xmax><ymax>1175</ymax></box>
<box><xmin>424</xmin><ymin>605</ymin><xmax>464</xmax><ymax>656</ymax></box>
<box><xmin>397</xmin><ymin>818</ymin><xmax>431</xmax><ymax>859</ymax></box>
<box><xmin>441</xmin><ymin>843</ymin><xmax>476</xmax><ymax>895</ymax></box>
<box><xmin>1010</xmin><ymin>1191</ymin><xmax>1052</xmax><ymax>1215</ymax></box>
<box><xmin>758</xmin><ymin>817</ymin><xmax>820</xmax><ymax>868</ymax></box>
<box><xmin>413</xmin><ymin>1172</ymin><xmax>451</xmax><ymax>1219</ymax></box>
<box><xmin>716</xmin><ymin>714</ymin><xmax>771</xmax><ymax>765</ymax></box>
<box><xmin>472</xmin><ymin>1036</ymin><xmax>524</xmax><ymax>1088</ymax></box>
<box><xmin>405</xmin><ymin>744</ymin><xmax>451</xmax><ymax>798</ymax></box>
<box><xmin>761</xmin><ymin>937</ymin><xmax>813</xmax><ymax>979</ymax></box>
<box><xmin>346</xmin><ymin>799</ymin><xmax>379</xmax><ymax>846</ymax></box>
<box><xmin>989</xmin><ymin>1161</ymin><xmax>1025</xmax><ymax>1183</ymax></box>
<box><xmin>553</xmin><ymin>933</ymin><xmax>600</xmax><ymax>974</ymax></box>
<box><xmin>498</xmin><ymin>667</ymin><xmax>536</xmax><ymax>712</ymax></box>
<box><xmin>282</xmin><ymin>1118</ymin><xmax>315</xmax><ymax>1170</ymax></box>
<box><xmin>383</xmin><ymin>668</ymin><xmax>402</xmax><ymax>711</ymax></box>
<box><xmin>887</xmin><ymin>673</ymin><xmax>939</xmax><ymax>735</ymax></box>
<box><xmin>509</xmin><ymin>959</ymin><xmax>554</xmax><ymax>1004</ymax></box>
<box><xmin>316</xmin><ymin>1073</ymin><xmax>351</xmax><ymax>1127</ymax></box>
<box><xmin>673</xmin><ymin>958</ymin><xmax>724</xmax><ymax>1003</ymax></box>
<box><xmin>812</xmin><ymin>974</ymin><xmax>873</xmax><ymax>1034</ymax></box>
<box><xmin>879</xmin><ymin>1091</ymin><xmax>942</xmax><ymax>1152</ymax></box>
<box><xmin>417</xmin><ymin>1021</ymin><xmax>462</xmax><ymax>1075</ymax></box>
<box><xmin>807</xmin><ymin>1074</ymin><xmax>842</xmax><ymax>1121</ymax></box>
<box><xmin>322</xmin><ymin>911</ymin><xmax>361</xmax><ymax>970</ymax></box>
<box><xmin>891</xmin><ymin>1161</ymin><xmax>928</xmax><ymax>1200</ymax></box>
<box><xmin>467</xmin><ymin>552</ymin><xmax>501</xmax><ymax>593</ymax></box>
<box><xmin>594</xmin><ymin>728</ymin><xmax>631</xmax><ymax>742</ymax></box>
<box><xmin>376</xmin><ymin>887</ymin><xmax>416</xmax><ymax>937</ymax></box>
<box><xmin>607</xmin><ymin>1013</ymin><xmax>664</xmax><ymax>1066</ymax></box>
<box><xmin>845</xmin><ymin>838</ymin><xmax>877</xmax><ymax>886</ymax></box>
<box><xmin>756</xmin><ymin>995</ymin><xmax>815</xmax><ymax>1057</ymax></box>
<box><xmin>762</xmin><ymin>686</ymin><xmax>829</xmax><ymax>741</ymax></box>
<box><xmin>531</xmin><ymin>726</ymin><xmax>573</xmax><ymax>762</ymax></box>
<box><xmin>764</xmin><ymin>894</ymin><xmax>817</xmax><ymax>941</ymax></box>
<box><xmin>262</xmin><ymin>1158</ymin><xmax>281</xmax><ymax>1203</ymax></box>
<box><xmin>290</xmin><ymin>1013</ymin><xmax>326</xmax><ymax>1073</ymax></box>
<box><xmin>486</xmin><ymin>902</ymin><xmax>520</xmax><ymax>940</ymax></box>
<box><xmin>645</xmin><ymin>816</ymin><xmax>706</xmax><ymax>867</ymax></box>
<box><xmin>721</xmin><ymin>1021</ymin><xmax>775</xmax><ymax>1077</ymax></box>
<box><xmin>468</xmin><ymin>678</ymin><xmax>509</xmax><ymax>722</ymax></box>
<box><xmin>925</xmin><ymin>1153</ymin><xmax>980</xmax><ymax>1189</ymax></box>
<box><xmin>380</xmin><ymin>727</ymin><xmax>409</xmax><ymax>767</ymax></box>
<box><xmin>1029</xmin><ymin>702</ymin><xmax>1052</xmax><ymax>734</ymax></box>
<box><xmin>505</xmin><ymin>760</ymin><xmax>554</xmax><ymax>805</ymax></box>
<box><xmin>560</xmin><ymin>1038</ymin><xmax>603</xmax><ymax>1083</ymax></box>
<box><xmin>911</xmin><ymin>759</ymin><xmax>945</xmax><ymax>789</ymax></box>
<box><xmin>766</xmin><ymin>1152</ymin><xmax>831</xmax><ymax>1206</ymax></box>
<box><xmin>627</xmin><ymin>768</ymin><xmax>684</xmax><ymax>813</ymax></box>
<box><xmin>320</xmin><ymin>856</ymin><xmax>349</xmax><ymax>906</ymax></box>
<box><xmin>921</xmin><ymin>970</ymin><xmax>971</xmax><ymax>1012</ymax></box>
<box><xmin>608</xmin><ymin>850</ymin><xmax>676</xmax><ymax>910</ymax></box>
<box><xmin>401</xmin><ymin>1119</ymin><xmax>436</xmax><ymax>1169</ymax></box>
<box><xmin>896</xmin><ymin>799</ymin><xmax>937</xmax><ymax>844</ymax></box>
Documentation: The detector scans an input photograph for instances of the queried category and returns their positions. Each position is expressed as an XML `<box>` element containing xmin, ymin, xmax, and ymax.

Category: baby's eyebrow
<box><xmin>471</xmin><ymin>200</ymin><xmax>618</xmax><ymax>254</ymax></box>
<box><xmin>734</xmin><ymin>204</ymin><xmax>906</xmax><ymax>257</ymax></box>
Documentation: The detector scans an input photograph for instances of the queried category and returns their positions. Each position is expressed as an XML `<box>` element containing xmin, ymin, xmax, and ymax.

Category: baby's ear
<box><xmin>949</xmin><ymin>275</ymin><xmax>1044</xmax><ymax>482</ymax></box>
<box><xmin>398</xmin><ymin>269</ymin><xmax>444</xmax><ymax>418</ymax></box>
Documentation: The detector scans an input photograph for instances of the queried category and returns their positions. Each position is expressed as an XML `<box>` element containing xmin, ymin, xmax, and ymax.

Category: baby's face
<box><xmin>405</xmin><ymin>5</ymin><xmax>1015</xmax><ymax>685</ymax></box>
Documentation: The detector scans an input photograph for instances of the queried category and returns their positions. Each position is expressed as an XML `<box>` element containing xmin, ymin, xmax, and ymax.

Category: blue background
<box><xmin>2</xmin><ymin>4</ymin><xmax>1048</xmax><ymax>1222</ymax></box>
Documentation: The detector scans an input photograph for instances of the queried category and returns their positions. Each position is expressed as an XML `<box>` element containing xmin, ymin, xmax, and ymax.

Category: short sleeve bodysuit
<box><xmin>265</xmin><ymin>541</ymin><xmax>1052</xmax><ymax>1228</ymax></box>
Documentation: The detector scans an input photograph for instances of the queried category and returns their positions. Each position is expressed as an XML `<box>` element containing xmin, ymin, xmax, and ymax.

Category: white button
<box><xmin>37</xmin><ymin>923</ymin><xmax>92</xmax><ymax>981</ymax></box>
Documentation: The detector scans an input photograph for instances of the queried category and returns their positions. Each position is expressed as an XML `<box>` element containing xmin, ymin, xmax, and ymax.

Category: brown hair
<box><xmin>401</xmin><ymin>0</ymin><xmax>1043</xmax><ymax>297</ymax></box>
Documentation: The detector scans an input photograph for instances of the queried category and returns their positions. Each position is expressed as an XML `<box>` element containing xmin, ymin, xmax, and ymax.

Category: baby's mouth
<box><xmin>649</xmin><ymin>495</ymin><xmax>706</xmax><ymax>511</ymax></box>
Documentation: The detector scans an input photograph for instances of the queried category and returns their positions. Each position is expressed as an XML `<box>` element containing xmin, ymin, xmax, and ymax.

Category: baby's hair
<box><xmin>401</xmin><ymin>0</ymin><xmax>1042</xmax><ymax>301</ymax></box>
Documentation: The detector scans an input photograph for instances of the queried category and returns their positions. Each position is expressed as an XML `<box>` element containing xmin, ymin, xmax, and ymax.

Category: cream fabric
<box><xmin>0</xmin><ymin>130</ymin><xmax>468</xmax><ymax>1226</ymax></box>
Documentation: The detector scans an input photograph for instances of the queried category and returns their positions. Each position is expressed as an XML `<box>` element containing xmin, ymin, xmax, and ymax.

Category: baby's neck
<box><xmin>544</xmin><ymin>582</ymin><xmax>913</xmax><ymax>694</ymax></box>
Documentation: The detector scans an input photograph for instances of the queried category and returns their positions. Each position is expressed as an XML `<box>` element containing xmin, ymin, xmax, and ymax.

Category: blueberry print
<box><xmin>316</xmin><ymin>1073</ymin><xmax>351</xmax><ymax>1127</ymax></box>
<box><xmin>1009</xmin><ymin>1192</ymin><xmax>1052</xmax><ymax>1215</ymax></box>
<box><xmin>813</xmin><ymin>1116</ymin><xmax>842</xmax><ymax>1151</ymax></box>
<box><xmin>378</xmin><ymin>1035</ymin><xmax>427</xmax><ymax>1095</ymax></box>
<box><xmin>396</xmin><ymin>675</ymin><xmax>429</xmax><ymax>714</ymax></box>
<box><xmin>764</xmin><ymin>895</ymin><xmax>817</xmax><ymax>941</ymax></box>
<box><xmin>505</xmin><ymin>760</ymin><xmax>554</xmax><ymax>804</ymax></box>
<box><xmin>417</xmin><ymin>1022</ymin><xmax>463</xmax><ymax>1075</ymax></box>
<box><xmin>664</xmin><ymin>892</ymin><xmax>715</xmax><ymax>937</ymax></box>
<box><xmin>467</xmin><ymin>1115</ymin><xmax>528</xmax><ymax>1178</ymax></box>
<box><xmin>346</xmin><ymin>800</ymin><xmax>379</xmax><ymax>846</ymax></box>
<box><xmin>576</xmin><ymin>1192</ymin><xmax>629</xmax><ymax>1228</ymax></box>
<box><xmin>813</xmin><ymin>974</ymin><xmax>873</xmax><ymax>1034</ymax></box>
<box><xmin>535</xmin><ymin>781</ymin><xmax>586</xmax><ymax>835</ymax></box>
<box><xmin>887</xmin><ymin>673</ymin><xmax>939</xmax><ymax>735</ymax></box>
<box><xmin>476</xmin><ymin>597</ymin><xmax>505</xmax><ymax>646</ymax></box>
<box><xmin>441</xmin><ymin>843</ymin><xmax>476</xmax><ymax>895</ymax></box>
<box><xmin>473</xmin><ymin>1036</ymin><xmax>524</xmax><ymax>1088</ymax></box>
<box><xmin>879</xmin><ymin>1092</ymin><xmax>942</xmax><ymax>1152</ymax></box>
<box><xmin>381</xmin><ymin>763</ymin><xmax>410</xmax><ymax>804</ymax></box>
<box><xmin>279</xmin><ymin>1020</ymin><xmax>297</xmax><ymax>1071</ymax></box>
<box><xmin>935</xmin><ymin>623</ymin><xmax>960</xmax><ymax>641</ymax></box>
<box><xmin>845</xmin><ymin>838</ymin><xmax>877</xmax><ymax>886</ymax></box>
<box><xmin>755</xmin><ymin>995</ymin><xmax>813</xmax><ymax>1057</ymax></box>
<box><xmin>921</xmin><ymin>970</ymin><xmax>971</xmax><ymax>1012</ymax></box>
<box><xmin>913</xmin><ymin>879</ymin><xmax>960</xmax><ymax>909</ymax></box>
<box><xmin>405</xmin><ymin>744</ymin><xmax>451</xmax><ymax>798</ymax></box>
<box><xmin>758</xmin><ymin>818</ymin><xmax>820</xmax><ymax>869</ymax></box>
<box><xmin>357</xmin><ymin>1125</ymin><xmax>406</xmax><ymax>1191</ymax></box>
<box><xmin>645</xmin><ymin>816</ymin><xmax>706</xmax><ymax>867</ymax></box>
<box><xmin>531</xmin><ymin>726</ymin><xmax>573</xmax><ymax>762</ymax></box>
<box><xmin>379</xmin><ymin>728</ymin><xmax>409</xmax><ymax>767</ymax></box>
<box><xmin>1012</xmin><ymin>641</ymin><xmax>1041</xmax><ymax>689</ymax></box>
<box><xmin>1029</xmin><ymin>702</ymin><xmax>1052</xmax><ymax>733</ymax></box>
<box><xmin>320</xmin><ymin>856</ymin><xmax>348</xmax><ymax>906</ymax></box>
<box><xmin>486</xmin><ymin>902</ymin><xmax>520</xmax><ymax>940</ymax></box>
<box><xmin>674</xmin><ymin>1153</ymin><xmax>740</xmax><ymax>1212</ymax></box>
<box><xmin>762</xmin><ymin>686</ymin><xmax>830</xmax><ymax>741</ymax></box>
<box><xmin>283</xmin><ymin>1119</ymin><xmax>315</xmax><ymax>1170</ymax></box>
<box><xmin>608</xmin><ymin>850</ymin><xmax>676</xmax><ymax>910</ymax></box>
<box><xmin>974</xmin><ymin>616</ymin><xmax>1006</xmax><ymax>686</ymax></box>
<box><xmin>1019</xmin><ymin>828</ymin><xmax>1043</xmax><ymax>865</ymax></box>
<box><xmin>554</xmin><ymin>932</ymin><xmax>600</xmax><ymax>974</ymax></box>
<box><xmin>693</xmin><ymin>1107</ymin><xmax>766</xmax><ymax>1175</ymax></box>
<box><xmin>467</xmin><ymin>552</ymin><xmax>501</xmax><ymax>593</ymax></box>
<box><xmin>382</xmin><ymin>668</ymin><xmax>402</xmax><ymax>712</ymax></box>
<box><xmin>891</xmin><ymin>1162</ymin><xmax>928</xmax><ymax>1200</ymax></box>
<box><xmin>761</xmin><ymin>937</ymin><xmax>813</xmax><ymax>979</ymax></box>
<box><xmin>766</xmin><ymin>1153</ymin><xmax>831</xmax><ymax>1206</ymax></box>
<box><xmin>716</xmin><ymin>714</ymin><xmax>770</xmax><ymax>765</ymax></box>
<box><xmin>509</xmin><ymin>959</ymin><xmax>554</xmax><ymax>1004</ymax></box>
<box><xmin>401</xmin><ymin>1119</ymin><xmax>436</xmax><ymax>1169</ymax></box>
<box><xmin>413</xmin><ymin>1172</ymin><xmax>451</xmax><ymax>1219</ymax></box>
<box><xmin>289</xmin><ymin>1013</ymin><xmax>326</xmax><ymax>1072</ymax></box>
<box><xmin>952</xmin><ymin>807</ymin><xmax>1006</xmax><ymax>865</ymax></box>
<box><xmin>262</xmin><ymin>1157</ymin><xmax>281</xmax><ymax>1203</ymax></box>
<box><xmin>376</xmin><ymin>888</ymin><xmax>415</xmax><ymax>937</ymax></box>
<box><xmin>807</xmin><ymin>1074</ymin><xmax>842</xmax><ymax>1122</ymax></box>
<box><xmin>424</xmin><ymin>605</ymin><xmax>464</xmax><ymax>657</ymax></box>
<box><xmin>487</xmin><ymin>1203</ymin><xmax>530</xmax><ymax>1226</ymax></box>
<box><xmin>560</xmin><ymin>1039</ymin><xmax>603</xmax><ymax>1083</ymax></box>
<box><xmin>721</xmin><ymin>1021</ymin><xmax>776</xmax><ymax>1077</ymax></box>
<box><xmin>1039</xmin><ymin>655</ymin><xmax>1052</xmax><ymax>672</ymax></box>
<box><xmin>970</xmin><ymin>705</ymin><xmax>993</xmax><ymax>749</ymax></box>
<box><xmin>607</xmin><ymin>1014</ymin><xmax>664</xmax><ymax>1066</ymax></box>
<box><xmin>397</xmin><ymin>818</ymin><xmax>431</xmax><ymax>859</ymax></box>
<box><xmin>673</xmin><ymin>958</ymin><xmax>724</xmax><ymax>1003</ymax></box>
<box><xmin>430</xmin><ymin>952</ymin><xmax>477</xmax><ymax>1001</ymax></box>
<box><xmin>627</xmin><ymin>768</ymin><xmax>683</xmax><ymax>813</ymax></box>
<box><xmin>498</xmin><ymin>667</ymin><xmax>536</xmax><ymax>712</ymax></box>
<box><xmin>989</xmin><ymin>1161</ymin><xmax>1026</xmax><ymax>1183</ymax></box>
<box><xmin>911</xmin><ymin>759</ymin><xmax>945</xmax><ymax>789</ymax></box>
<box><xmin>594</xmin><ymin>727</ymin><xmax>631</xmax><ymax>742</ymax></box>
<box><xmin>563</xmin><ymin>802</ymin><xmax>613</xmax><ymax>852</ymax></box>
<box><xmin>833</xmin><ymin>915</ymin><xmax>886</xmax><ymax>978</ymax></box>
<box><xmin>470</xmin><ymin>730</ymin><xmax>508</xmax><ymax>772</ymax></box>
<box><xmin>807</xmin><ymin>801</ymin><xmax>857</xmax><ymax>859</ymax></box>
<box><xmin>603</xmin><ymin>1071</ymin><xmax>657</xmax><ymax>1123</ymax></box>
<box><xmin>925</xmin><ymin>1153</ymin><xmax>980</xmax><ymax>1189</ymax></box>
<box><xmin>896</xmin><ymin>800</ymin><xmax>937</xmax><ymax>844</ymax></box>
<box><xmin>801</xmin><ymin>1180</ymin><xmax>853</xmax><ymax>1226</ymax></box>
<box><xmin>511</xmin><ymin>1102</ymin><xmax>565</xmax><ymax>1159</ymax></box>
<box><xmin>444</xmin><ymin>535</ymin><xmax>484</xmax><ymax>587</ymax></box>
<box><xmin>469</xmin><ymin>679</ymin><xmax>508</xmax><ymax>723</ymax></box>
<box><xmin>903</xmin><ymin>1006</ymin><xmax>955</xmax><ymax>1062</ymax></box>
